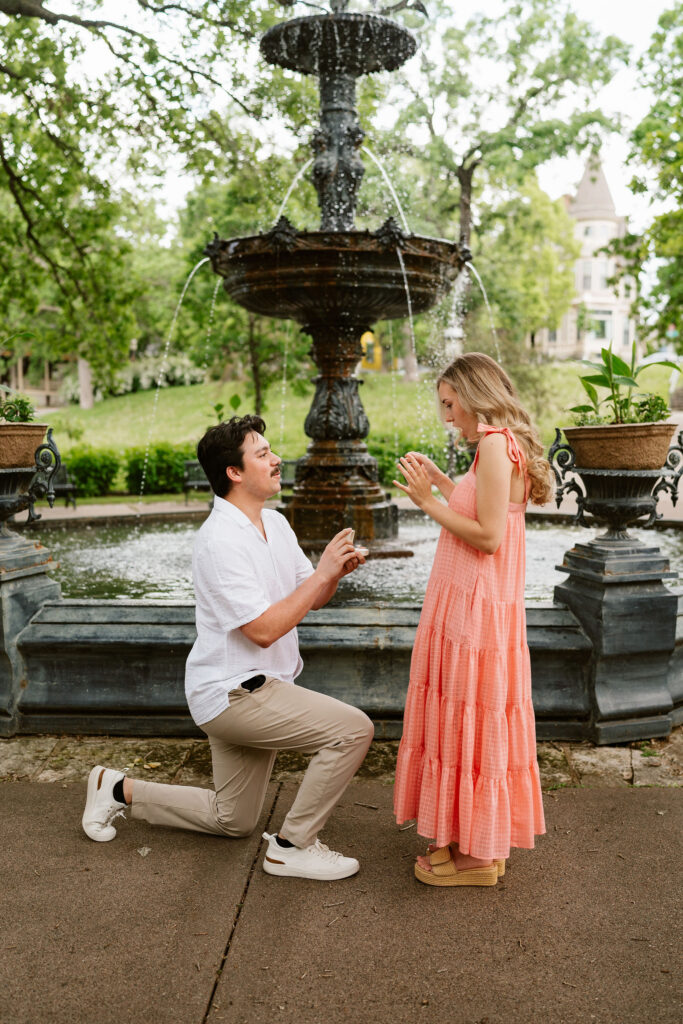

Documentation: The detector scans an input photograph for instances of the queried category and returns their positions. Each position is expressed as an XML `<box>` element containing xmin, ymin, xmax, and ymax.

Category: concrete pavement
<box><xmin>1</xmin><ymin>733</ymin><xmax>681</xmax><ymax>1024</ymax></box>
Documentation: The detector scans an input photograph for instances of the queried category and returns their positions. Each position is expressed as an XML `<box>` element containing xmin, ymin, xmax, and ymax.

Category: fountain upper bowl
<box><xmin>260</xmin><ymin>13</ymin><xmax>417</xmax><ymax>77</ymax></box>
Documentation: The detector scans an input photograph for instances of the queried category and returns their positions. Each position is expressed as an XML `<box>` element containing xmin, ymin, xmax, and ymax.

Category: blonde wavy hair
<box><xmin>437</xmin><ymin>352</ymin><xmax>554</xmax><ymax>506</ymax></box>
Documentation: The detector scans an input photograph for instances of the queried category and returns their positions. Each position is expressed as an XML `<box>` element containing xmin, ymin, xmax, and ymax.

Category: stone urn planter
<box><xmin>561</xmin><ymin>421</ymin><xmax>677</xmax><ymax>471</ymax></box>
<box><xmin>549</xmin><ymin>426</ymin><xmax>683</xmax><ymax>535</ymax></box>
<box><xmin>0</xmin><ymin>428</ymin><xmax>61</xmax><ymax>538</ymax></box>
<box><xmin>0</xmin><ymin>423</ymin><xmax>48</xmax><ymax>469</ymax></box>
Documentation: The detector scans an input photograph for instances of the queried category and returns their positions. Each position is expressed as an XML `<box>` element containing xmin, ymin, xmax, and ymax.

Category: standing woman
<box><xmin>393</xmin><ymin>353</ymin><xmax>553</xmax><ymax>886</ymax></box>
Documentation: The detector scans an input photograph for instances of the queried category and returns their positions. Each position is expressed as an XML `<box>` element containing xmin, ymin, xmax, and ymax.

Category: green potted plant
<box><xmin>564</xmin><ymin>343</ymin><xmax>680</xmax><ymax>469</ymax></box>
<box><xmin>0</xmin><ymin>386</ymin><xmax>47</xmax><ymax>469</ymax></box>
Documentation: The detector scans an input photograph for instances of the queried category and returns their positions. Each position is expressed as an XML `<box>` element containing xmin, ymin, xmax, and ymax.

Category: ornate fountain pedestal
<box><xmin>0</xmin><ymin>431</ymin><xmax>61</xmax><ymax>736</ymax></box>
<box><xmin>549</xmin><ymin>429</ymin><xmax>683</xmax><ymax>742</ymax></box>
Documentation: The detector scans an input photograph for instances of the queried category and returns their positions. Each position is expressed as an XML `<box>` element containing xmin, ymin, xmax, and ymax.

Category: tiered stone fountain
<box><xmin>206</xmin><ymin>2</ymin><xmax>467</xmax><ymax>544</ymax></box>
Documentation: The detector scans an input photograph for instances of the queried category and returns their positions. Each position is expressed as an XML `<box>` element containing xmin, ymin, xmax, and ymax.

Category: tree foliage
<box><xmin>611</xmin><ymin>2</ymin><xmax>683</xmax><ymax>347</ymax></box>
<box><xmin>0</xmin><ymin>0</ymin><xmax>269</xmax><ymax>376</ymax></box>
<box><xmin>384</xmin><ymin>0</ymin><xmax>628</xmax><ymax>246</ymax></box>
<box><xmin>0</xmin><ymin>0</ymin><xmax>636</xmax><ymax>399</ymax></box>
<box><xmin>470</xmin><ymin>175</ymin><xmax>579</xmax><ymax>347</ymax></box>
<box><xmin>175</xmin><ymin>128</ymin><xmax>315</xmax><ymax>414</ymax></box>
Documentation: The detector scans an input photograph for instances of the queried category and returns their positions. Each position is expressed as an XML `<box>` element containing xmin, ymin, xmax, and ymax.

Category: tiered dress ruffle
<box><xmin>393</xmin><ymin>425</ymin><xmax>545</xmax><ymax>860</ymax></box>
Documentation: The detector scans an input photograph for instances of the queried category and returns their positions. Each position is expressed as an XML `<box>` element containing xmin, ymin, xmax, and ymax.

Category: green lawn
<box><xmin>43</xmin><ymin>361</ymin><xmax>675</xmax><ymax>463</ymax></box>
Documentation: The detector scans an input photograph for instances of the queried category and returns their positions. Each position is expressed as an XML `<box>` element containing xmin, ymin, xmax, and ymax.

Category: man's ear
<box><xmin>226</xmin><ymin>465</ymin><xmax>241</xmax><ymax>484</ymax></box>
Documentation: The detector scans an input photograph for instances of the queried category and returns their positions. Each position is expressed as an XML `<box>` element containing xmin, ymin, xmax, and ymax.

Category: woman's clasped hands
<box><xmin>393</xmin><ymin>451</ymin><xmax>437</xmax><ymax>509</ymax></box>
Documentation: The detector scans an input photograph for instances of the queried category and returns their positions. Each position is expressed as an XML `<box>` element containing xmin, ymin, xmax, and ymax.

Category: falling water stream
<box><xmin>467</xmin><ymin>262</ymin><xmax>502</xmax><ymax>363</ymax></box>
<box><xmin>279</xmin><ymin>325</ymin><xmax>290</xmax><ymax>453</ymax></box>
<box><xmin>386</xmin><ymin>320</ymin><xmax>401</xmax><ymax>465</ymax></box>
<box><xmin>203</xmin><ymin>278</ymin><xmax>222</xmax><ymax>369</ymax></box>
<box><xmin>137</xmin><ymin>257</ymin><xmax>210</xmax><ymax>505</ymax></box>
<box><xmin>361</xmin><ymin>146</ymin><xmax>411</xmax><ymax>234</ymax></box>
<box><xmin>274</xmin><ymin>158</ymin><xmax>314</xmax><ymax>224</ymax></box>
<box><xmin>396</xmin><ymin>245</ymin><xmax>435</xmax><ymax>448</ymax></box>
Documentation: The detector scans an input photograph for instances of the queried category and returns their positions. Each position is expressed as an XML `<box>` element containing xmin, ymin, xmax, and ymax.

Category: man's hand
<box><xmin>316</xmin><ymin>528</ymin><xmax>366</xmax><ymax>582</ymax></box>
<box><xmin>339</xmin><ymin>546</ymin><xmax>368</xmax><ymax>578</ymax></box>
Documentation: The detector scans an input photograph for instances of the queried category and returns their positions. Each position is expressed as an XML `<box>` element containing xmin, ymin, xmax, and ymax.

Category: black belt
<box><xmin>241</xmin><ymin>674</ymin><xmax>266</xmax><ymax>692</ymax></box>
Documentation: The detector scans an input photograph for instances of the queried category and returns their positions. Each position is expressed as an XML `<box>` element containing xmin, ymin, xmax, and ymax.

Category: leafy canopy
<box><xmin>610</xmin><ymin>2</ymin><xmax>683</xmax><ymax>347</ymax></box>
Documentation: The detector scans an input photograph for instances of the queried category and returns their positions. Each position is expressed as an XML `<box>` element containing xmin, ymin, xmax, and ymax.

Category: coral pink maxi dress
<box><xmin>393</xmin><ymin>425</ymin><xmax>545</xmax><ymax>860</ymax></box>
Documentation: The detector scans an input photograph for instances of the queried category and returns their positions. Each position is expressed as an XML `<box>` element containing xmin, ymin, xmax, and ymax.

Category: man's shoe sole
<box><xmin>82</xmin><ymin>765</ymin><xmax>116</xmax><ymax>842</ymax></box>
<box><xmin>262</xmin><ymin>854</ymin><xmax>359</xmax><ymax>881</ymax></box>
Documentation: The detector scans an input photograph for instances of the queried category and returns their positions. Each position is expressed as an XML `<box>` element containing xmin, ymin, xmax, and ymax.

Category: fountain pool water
<box><xmin>26</xmin><ymin>517</ymin><xmax>683</xmax><ymax>604</ymax></box>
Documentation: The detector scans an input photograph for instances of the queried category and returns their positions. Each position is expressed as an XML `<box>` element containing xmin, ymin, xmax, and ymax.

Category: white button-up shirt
<box><xmin>184</xmin><ymin>496</ymin><xmax>314</xmax><ymax>726</ymax></box>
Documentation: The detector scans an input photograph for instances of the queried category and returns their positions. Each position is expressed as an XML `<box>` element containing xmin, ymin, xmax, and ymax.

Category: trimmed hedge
<box><xmin>66</xmin><ymin>446</ymin><xmax>120</xmax><ymax>498</ymax></box>
<box><xmin>57</xmin><ymin>435</ymin><xmax>472</xmax><ymax>499</ymax></box>
<box><xmin>124</xmin><ymin>442</ymin><xmax>196</xmax><ymax>495</ymax></box>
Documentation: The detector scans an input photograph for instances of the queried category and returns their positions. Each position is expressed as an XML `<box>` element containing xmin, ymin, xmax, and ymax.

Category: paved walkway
<box><xmin>1</xmin><ymin>733</ymin><xmax>681</xmax><ymax>1024</ymax></box>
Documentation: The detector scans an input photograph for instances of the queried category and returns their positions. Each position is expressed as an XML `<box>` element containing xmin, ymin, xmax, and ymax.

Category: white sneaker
<box><xmin>82</xmin><ymin>765</ymin><xmax>126</xmax><ymax>842</ymax></box>
<box><xmin>262</xmin><ymin>832</ymin><xmax>359</xmax><ymax>880</ymax></box>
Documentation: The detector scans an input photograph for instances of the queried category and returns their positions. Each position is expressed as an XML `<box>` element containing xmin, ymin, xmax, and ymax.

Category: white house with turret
<box><xmin>535</xmin><ymin>160</ymin><xmax>637</xmax><ymax>360</ymax></box>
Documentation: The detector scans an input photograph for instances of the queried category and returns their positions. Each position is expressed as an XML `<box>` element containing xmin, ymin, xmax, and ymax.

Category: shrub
<box><xmin>59</xmin><ymin>354</ymin><xmax>206</xmax><ymax>405</ymax></box>
<box><xmin>66</xmin><ymin>446</ymin><xmax>120</xmax><ymax>497</ymax></box>
<box><xmin>0</xmin><ymin>386</ymin><xmax>35</xmax><ymax>422</ymax></box>
<box><xmin>124</xmin><ymin>442</ymin><xmax>196</xmax><ymax>494</ymax></box>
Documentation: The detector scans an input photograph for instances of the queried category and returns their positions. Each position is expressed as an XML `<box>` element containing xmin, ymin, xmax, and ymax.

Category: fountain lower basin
<box><xmin>6</xmin><ymin>514</ymin><xmax>682</xmax><ymax>743</ymax></box>
<box><xmin>16</xmin><ymin>516</ymin><xmax>683</xmax><ymax>603</ymax></box>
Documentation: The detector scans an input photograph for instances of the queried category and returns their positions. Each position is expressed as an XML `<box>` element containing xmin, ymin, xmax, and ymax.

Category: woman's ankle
<box><xmin>454</xmin><ymin>851</ymin><xmax>492</xmax><ymax>870</ymax></box>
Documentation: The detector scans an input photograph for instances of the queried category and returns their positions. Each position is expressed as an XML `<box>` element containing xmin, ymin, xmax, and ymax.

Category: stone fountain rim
<box><xmin>207</xmin><ymin>228</ymin><xmax>464</xmax><ymax>259</ymax></box>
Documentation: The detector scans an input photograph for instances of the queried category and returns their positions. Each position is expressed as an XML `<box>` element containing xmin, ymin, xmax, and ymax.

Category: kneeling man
<box><xmin>82</xmin><ymin>415</ymin><xmax>373</xmax><ymax>880</ymax></box>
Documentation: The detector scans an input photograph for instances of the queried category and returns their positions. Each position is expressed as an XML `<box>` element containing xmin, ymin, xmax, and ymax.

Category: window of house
<box><xmin>623</xmin><ymin>323</ymin><xmax>631</xmax><ymax>347</ymax></box>
<box><xmin>582</xmin><ymin>261</ymin><xmax>592</xmax><ymax>290</ymax></box>
<box><xmin>588</xmin><ymin>311</ymin><xmax>613</xmax><ymax>341</ymax></box>
<box><xmin>548</xmin><ymin>329</ymin><xmax>557</xmax><ymax>343</ymax></box>
<box><xmin>597</xmin><ymin>260</ymin><xmax>609</xmax><ymax>290</ymax></box>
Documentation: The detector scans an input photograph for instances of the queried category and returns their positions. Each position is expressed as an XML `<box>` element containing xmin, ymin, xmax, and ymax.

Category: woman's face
<box><xmin>437</xmin><ymin>381</ymin><xmax>478</xmax><ymax>439</ymax></box>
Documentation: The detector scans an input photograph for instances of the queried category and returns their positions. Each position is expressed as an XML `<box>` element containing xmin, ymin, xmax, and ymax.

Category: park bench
<box><xmin>183</xmin><ymin>458</ymin><xmax>299</xmax><ymax>503</ymax></box>
<box><xmin>52</xmin><ymin>464</ymin><xmax>77</xmax><ymax>509</ymax></box>
<box><xmin>183</xmin><ymin>459</ymin><xmax>211</xmax><ymax>503</ymax></box>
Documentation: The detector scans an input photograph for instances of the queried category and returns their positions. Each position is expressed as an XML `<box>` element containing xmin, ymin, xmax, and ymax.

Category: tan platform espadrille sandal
<box><xmin>424</xmin><ymin>842</ymin><xmax>506</xmax><ymax>878</ymax></box>
<box><xmin>414</xmin><ymin>845</ymin><xmax>499</xmax><ymax>887</ymax></box>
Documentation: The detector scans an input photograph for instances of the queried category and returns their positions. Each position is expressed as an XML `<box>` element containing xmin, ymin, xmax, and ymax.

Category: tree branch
<box><xmin>0</xmin><ymin>135</ymin><xmax>70</xmax><ymax>295</ymax></box>
<box><xmin>88</xmin><ymin>22</ymin><xmax>256</xmax><ymax>118</ymax></box>
<box><xmin>135</xmin><ymin>0</ymin><xmax>244</xmax><ymax>31</ymax></box>
<box><xmin>0</xmin><ymin>60</ymin><xmax>28</xmax><ymax>81</ymax></box>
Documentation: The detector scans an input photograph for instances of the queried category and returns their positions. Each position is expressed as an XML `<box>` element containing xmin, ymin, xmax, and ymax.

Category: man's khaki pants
<box><xmin>131</xmin><ymin>678</ymin><xmax>374</xmax><ymax>848</ymax></box>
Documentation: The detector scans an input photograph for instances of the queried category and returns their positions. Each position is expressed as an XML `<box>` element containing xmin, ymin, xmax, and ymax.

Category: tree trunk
<box><xmin>77</xmin><ymin>357</ymin><xmax>94</xmax><ymax>410</ymax></box>
<box><xmin>457</xmin><ymin>161</ymin><xmax>478</xmax><ymax>314</ymax></box>
<box><xmin>457</xmin><ymin>163</ymin><xmax>476</xmax><ymax>249</ymax></box>
<box><xmin>247</xmin><ymin>315</ymin><xmax>262</xmax><ymax>416</ymax></box>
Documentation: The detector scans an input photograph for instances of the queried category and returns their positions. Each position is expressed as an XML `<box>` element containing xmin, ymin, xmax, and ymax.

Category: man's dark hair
<box><xmin>197</xmin><ymin>415</ymin><xmax>266</xmax><ymax>497</ymax></box>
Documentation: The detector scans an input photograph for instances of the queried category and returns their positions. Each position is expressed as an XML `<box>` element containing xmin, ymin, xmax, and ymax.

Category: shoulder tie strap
<box><xmin>473</xmin><ymin>424</ymin><xmax>527</xmax><ymax>482</ymax></box>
